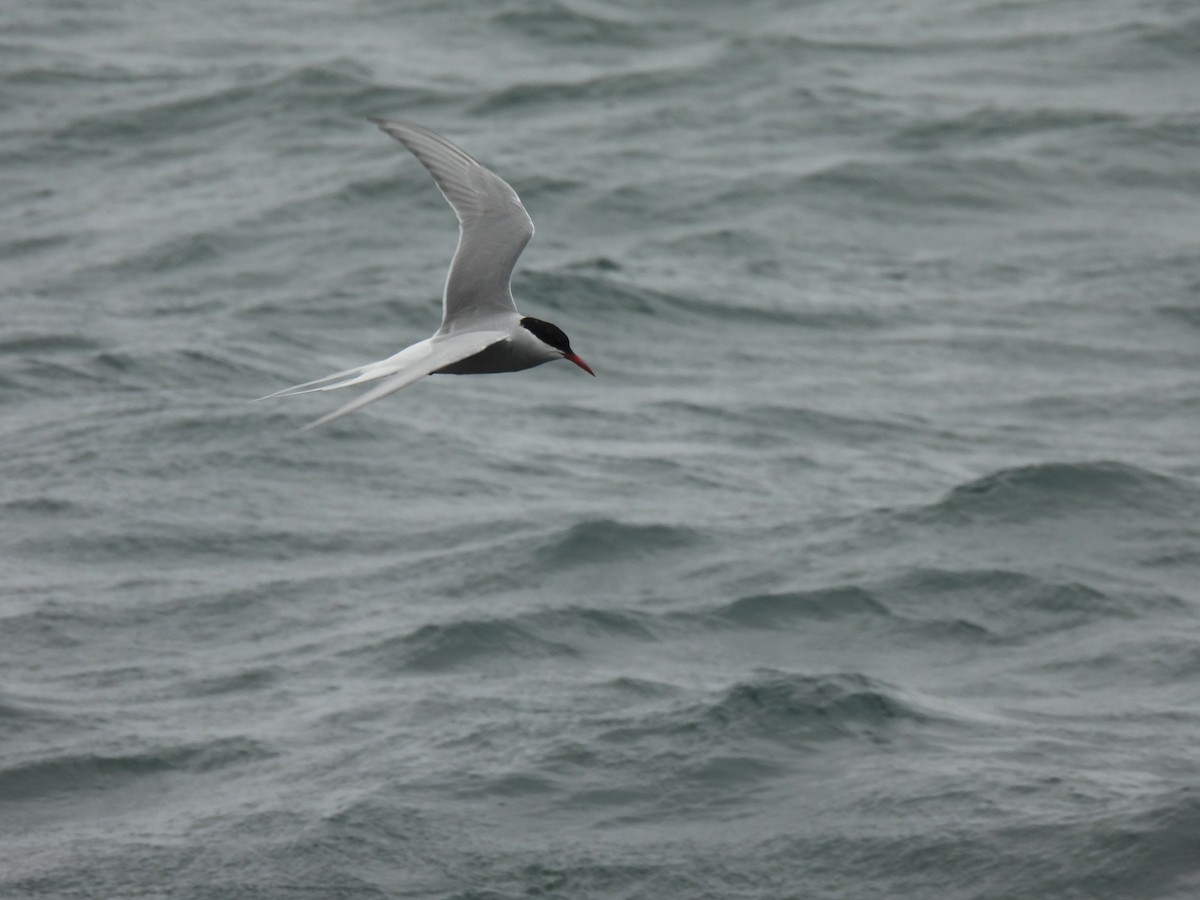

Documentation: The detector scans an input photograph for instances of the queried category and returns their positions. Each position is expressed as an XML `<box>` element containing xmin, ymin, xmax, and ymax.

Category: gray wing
<box><xmin>371</xmin><ymin>118</ymin><xmax>534</xmax><ymax>331</ymax></box>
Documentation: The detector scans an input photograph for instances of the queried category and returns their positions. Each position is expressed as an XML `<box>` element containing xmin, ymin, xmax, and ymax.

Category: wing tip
<box><xmin>294</xmin><ymin>406</ymin><xmax>354</xmax><ymax>434</ymax></box>
<box><xmin>369</xmin><ymin>115</ymin><xmax>418</xmax><ymax>134</ymax></box>
<box><xmin>294</xmin><ymin>418</ymin><xmax>326</xmax><ymax>435</ymax></box>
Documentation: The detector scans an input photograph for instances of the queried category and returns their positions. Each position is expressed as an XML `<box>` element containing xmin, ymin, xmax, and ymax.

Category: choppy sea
<box><xmin>4</xmin><ymin>0</ymin><xmax>1200</xmax><ymax>897</ymax></box>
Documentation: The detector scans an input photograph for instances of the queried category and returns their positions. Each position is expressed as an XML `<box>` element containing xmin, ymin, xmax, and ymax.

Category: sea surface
<box><xmin>3</xmin><ymin>0</ymin><xmax>1199</xmax><ymax>897</ymax></box>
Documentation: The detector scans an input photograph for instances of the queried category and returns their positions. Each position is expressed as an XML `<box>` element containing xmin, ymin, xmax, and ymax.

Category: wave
<box><xmin>881</xmin><ymin>567</ymin><xmax>1183</xmax><ymax>639</ymax></box>
<box><xmin>1159</xmin><ymin>304</ymin><xmax>1200</xmax><ymax>329</ymax></box>
<box><xmin>0</xmin><ymin>232</ymin><xmax>76</xmax><ymax>260</ymax></box>
<box><xmin>1</xmin><ymin>495</ymin><xmax>78</xmax><ymax>515</ymax></box>
<box><xmin>1124</xmin><ymin>13</ymin><xmax>1200</xmax><ymax>63</ymax></box>
<box><xmin>0</xmin><ymin>692</ymin><xmax>76</xmax><ymax>735</ymax></box>
<box><xmin>694</xmin><ymin>580</ymin><xmax>991</xmax><ymax>643</ymax></box>
<box><xmin>360</xmin><ymin>604</ymin><xmax>660</xmax><ymax>673</ymax></box>
<box><xmin>0</xmin><ymin>331</ymin><xmax>101</xmax><ymax>357</ymax></box>
<box><xmin>384</xmin><ymin>618</ymin><xmax>579</xmax><ymax>672</ymax></box>
<box><xmin>890</xmin><ymin>106</ymin><xmax>1127</xmax><ymax>152</ymax></box>
<box><xmin>922</xmin><ymin>461</ymin><xmax>1200</xmax><ymax>524</ymax></box>
<box><xmin>1031</xmin><ymin>634</ymin><xmax>1200</xmax><ymax>688</ymax></box>
<box><xmin>599</xmin><ymin>671</ymin><xmax>940</xmax><ymax>750</ymax></box>
<box><xmin>0</xmin><ymin>737</ymin><xmax>272</xmax><ymax>803</ymax></box>
<box><xmin>800</xmin><ymin>155</ymin><xmax>1068</xmax><ymax>218</ymax></box>
<box><xmin>1064</xmin><ymin>786</ymin><xmax>1200</xmax><ymax>898</ymax></box>
<box><xmin>491</xmin><ymin>1</ymin><xmax>656</xmax><ymax>48</ymax></box>
<box><xmin>811</xmin><ymin>461</ymin><xmax>1200</xmax><ymax>597</ymax></box>
<box><xmin>521</xmin><ymin>269</ymin><xmax>814</xmax><ymax>330</ymax></box>
<box><xmin>714</xmin><ymin>585</ymin><xmax>891</xmax><ymax>627</ymax></box>
<box><xmin>655</xmin><ymin>400</ymin><xmax>935</xmax><ymax>445</ymax></box>
<box><xmin>42</xmin><ymin>60</ymin><xmax>451</xmax><ymax>150</ymax></box>
<box><xmin>699</xmin><ymin>564</ymin><xmax>1183</xmax><ymax>645</ymax></box>
<box><xmin>535</xmin><ymin>518</ymin><xmax>702</xmax><ymax>567</ymax></box>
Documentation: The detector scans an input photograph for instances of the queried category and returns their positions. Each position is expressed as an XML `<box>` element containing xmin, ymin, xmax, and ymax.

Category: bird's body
<box><xmin>261</xmin><ymin>119</ymin><xmax>592</xmax><ymax>431</ymax></box>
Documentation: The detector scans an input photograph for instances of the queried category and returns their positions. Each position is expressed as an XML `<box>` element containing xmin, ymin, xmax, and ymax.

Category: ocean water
<box><xmin>3</xmin><ymin>0</ymin><xmax>1199</xmax><ymax>896</ymax></box>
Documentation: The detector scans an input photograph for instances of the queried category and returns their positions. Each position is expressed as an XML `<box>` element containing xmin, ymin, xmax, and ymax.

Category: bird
<box><xmin>260</xmin><ymin>118</ymin><xmax>593</xmax><ymax>431</ymax></box>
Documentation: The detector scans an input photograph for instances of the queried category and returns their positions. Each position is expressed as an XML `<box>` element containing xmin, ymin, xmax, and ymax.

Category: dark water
<box><xmin>4</xmin><ymin>0</ymin><xmax>1200</xmax><ymax>897</ymax></box>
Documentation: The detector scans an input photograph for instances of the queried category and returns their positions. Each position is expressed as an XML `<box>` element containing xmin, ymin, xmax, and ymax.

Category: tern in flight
<box><xmin>261</xmin><ymin>119</ymin><xmax>594</xmax><ymax>431</ymax></box>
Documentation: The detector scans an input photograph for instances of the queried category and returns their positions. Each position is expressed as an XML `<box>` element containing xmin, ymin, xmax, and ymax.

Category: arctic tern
<box><xmin>261</xmin><ymin>119</ymin><xmax>594</xmax><ymax>431</ymax></box>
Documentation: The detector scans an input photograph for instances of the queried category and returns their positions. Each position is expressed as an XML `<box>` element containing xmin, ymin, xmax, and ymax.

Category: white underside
<box><xmin>259</xmin><ymin>317</ymin><xmax>562</xmax><ymax>431</ymax></box>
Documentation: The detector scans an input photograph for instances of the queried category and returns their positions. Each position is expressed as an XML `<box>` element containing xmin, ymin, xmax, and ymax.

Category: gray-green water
<box><xmin>4</xmin><ymin>1</ymin><xmax>1200</xmax><ymax>897</ymax></box>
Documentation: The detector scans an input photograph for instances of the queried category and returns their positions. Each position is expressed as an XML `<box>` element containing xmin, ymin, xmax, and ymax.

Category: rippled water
<box><xmin>4</xmin><ymin>0</ymin><xmax>1200</xmax><ymax>897</ymax></box>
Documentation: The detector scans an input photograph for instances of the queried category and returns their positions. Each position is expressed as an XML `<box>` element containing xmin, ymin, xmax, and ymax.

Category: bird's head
<box><xmin>520</xmin><ymin>317</ymin><xmax>594</xmax><ymax>376</ymax></box>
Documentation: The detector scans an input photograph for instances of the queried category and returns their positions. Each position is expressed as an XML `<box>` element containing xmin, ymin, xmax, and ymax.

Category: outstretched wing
<box><xmin>260</xmin><ymin>330</ymin><xmax>509</xmax><ymax>432</ymax></box>
<box><xmin>370</xmin><ymin>118</ymin><xmax>534</xmax><ymax>331</ymax></box>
